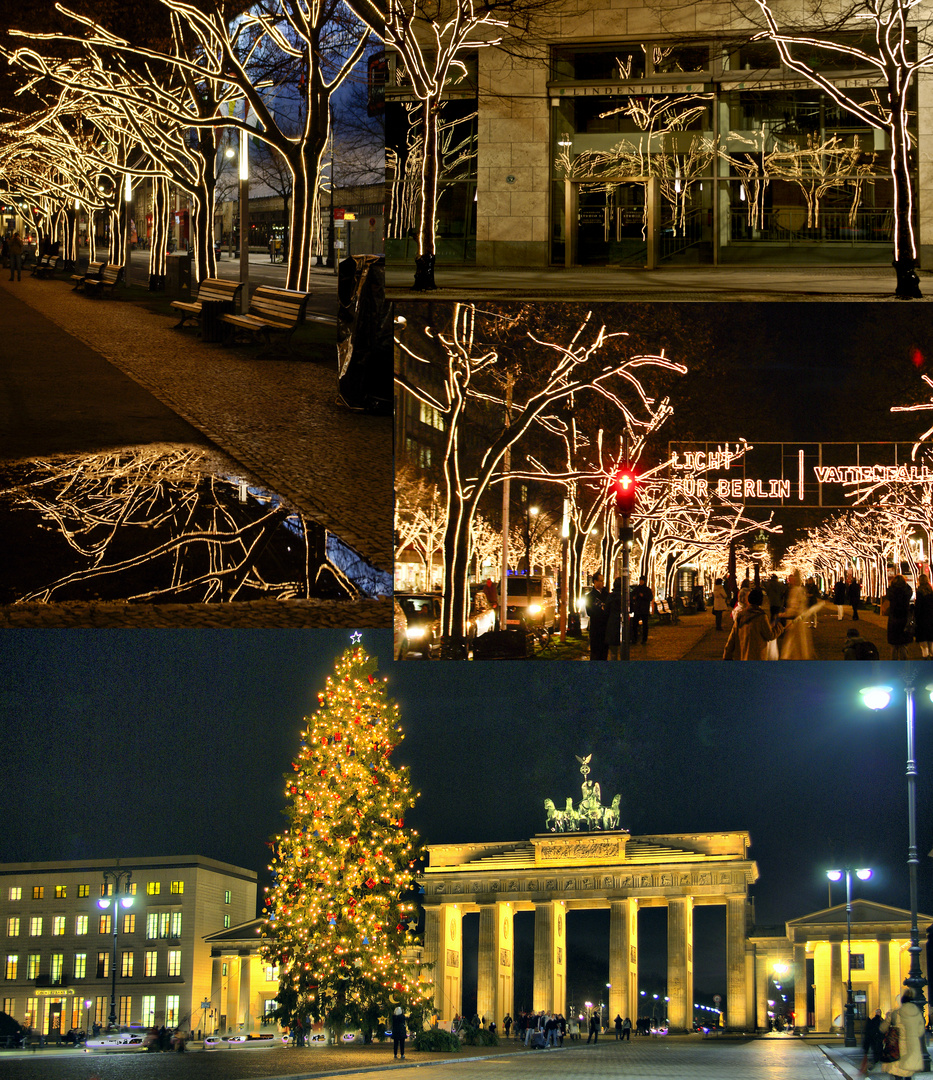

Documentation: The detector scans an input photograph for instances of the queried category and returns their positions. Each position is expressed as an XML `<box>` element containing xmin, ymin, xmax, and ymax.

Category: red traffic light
<box><xmin>613</xmin><ymin>469</ymin><xmax>638</xmax><ymax>515</ymax></box>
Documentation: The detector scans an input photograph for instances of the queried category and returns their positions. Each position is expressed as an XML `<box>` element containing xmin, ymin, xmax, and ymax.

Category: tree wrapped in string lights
<box><xmin>261</xmin><ymin>641</ymin><xmax>430</xmax><ymax>1037</ymax></box>
<box><xmin>751</xmin><ymin>0</ymin><xmax>933</xmax><ymax>298</ymax></box>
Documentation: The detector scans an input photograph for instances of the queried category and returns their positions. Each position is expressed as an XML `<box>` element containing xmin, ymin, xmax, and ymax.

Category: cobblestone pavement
<box><xmin>0</xmin><ymin>1033</ymin><xmax>852</xmax><ymax>1080</ymax></box>
<box><xmin>0</xmin><ymin>273</ymin><xmax>391</xmax><ymax>573</ymax></box>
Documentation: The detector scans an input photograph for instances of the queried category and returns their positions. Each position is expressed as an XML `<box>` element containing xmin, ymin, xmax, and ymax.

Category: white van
<box><xmin>503</xmin><ymin>575</ymin><xmax>558</xmax><ymax>629</ymax></box>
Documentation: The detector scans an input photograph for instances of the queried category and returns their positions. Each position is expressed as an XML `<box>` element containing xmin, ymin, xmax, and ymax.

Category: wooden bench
<box><xmin>170</xmin><ymin>278</ymin><xmax>242</xmax><ymax>330</ymax></box>
<box><xmin>71</xmin><ymin>260</ymin><xmax>104</xmax><ymax>291</ymax></box>
<box><xmin>220</xmin><ymin>286</ymin><xmax>310</xmax><ymax>349</ymax></box>
<box><xmin>84</xmin><ymin>263</ymin><xmax>123</xmax><ymax>297</ymax></box>
<box><xmin>32</xmin><ymin>254</ymin><xmax>62</xmax><ymax>278</ymax></box>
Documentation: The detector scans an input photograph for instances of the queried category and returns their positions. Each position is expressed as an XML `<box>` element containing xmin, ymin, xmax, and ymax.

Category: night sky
<box><xmin>2</xmin><ymin>633</ymin><xmax>930</xmax><ymax>1010</ymax></box>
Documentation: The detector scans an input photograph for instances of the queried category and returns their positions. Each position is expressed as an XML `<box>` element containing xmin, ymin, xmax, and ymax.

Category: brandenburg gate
<box><xmin>420</xmin><ymin>763</ymin><xmax>758</xmax><ymax>1032</ymax></box>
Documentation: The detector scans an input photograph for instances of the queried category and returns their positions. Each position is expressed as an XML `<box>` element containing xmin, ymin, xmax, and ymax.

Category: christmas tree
<box><xmin>262</xmin><ymin>636</ymin><xmax>430</xmax><ymax>1037</ymax></box>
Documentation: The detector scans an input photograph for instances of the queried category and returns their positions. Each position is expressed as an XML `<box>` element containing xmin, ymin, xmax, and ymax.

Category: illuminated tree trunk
<box><xmin>285</xmin><ymin>137</ymin><xmax>328</xmax><ymax>292</ymax></box>
<box><xmin>190</xmin><ymin>130</ymin><xmax>218</xmax><ymax>284</ymax></box>
<box><xmin>889</xmin><ymin>88</ymin><xmax>921</xmax><ymax>299</ymax></box>
<box><xmin>413</xmin><ymin>96</ymin><xmax>439</xmax><ymax>291</ymax></box>
<box><xmin>149</xmin><ymin>176</ymin><xmax>169</xmax><ymax>290</ymax></box>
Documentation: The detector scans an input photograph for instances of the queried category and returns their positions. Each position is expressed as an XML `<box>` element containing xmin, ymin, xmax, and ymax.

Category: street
<box><xmin>0</xmin><ymin>1034</ymin><xmax>866</xmax><ymax>1080</ymax></box>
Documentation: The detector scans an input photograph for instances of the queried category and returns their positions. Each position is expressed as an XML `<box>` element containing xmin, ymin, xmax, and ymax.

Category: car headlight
<box><xmin>407</xmin><ymin>625</ymin><xmax>426</xmax><ymax>640</ymax></box>
<box><xmin>528</xmin><ymin>604</ymin><xmax>542</xmax><ymax>615</ymax></box>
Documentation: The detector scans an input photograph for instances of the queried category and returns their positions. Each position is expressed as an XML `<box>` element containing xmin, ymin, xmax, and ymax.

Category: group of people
<box><xmin>861</xmin><ymin>989</ymin><xmax>927</xmax><ymax>1078</ymax></box>
<box><xmin>0</xmin><ymin>233</ymin><xmax>25</xmax><ymax>281</ymax></box>
<box><xmin>584</xmin><ymin>572</ymin><xmax>655</xmax><ymax>660</ymax></box>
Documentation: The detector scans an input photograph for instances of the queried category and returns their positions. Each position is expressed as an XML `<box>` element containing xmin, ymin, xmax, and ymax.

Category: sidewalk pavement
<box><xmin>533</xmin><ymin>604</ymin><xmax>894</xmax><ymax>660</ymax></box>
<box><xmin>0</xmin><ymin>272</ymin><xmax>391</xmax><ymax>628</ymax></box>
<box><xmin>387</xmin><ymin>263</ymin><xmax>932</xmax><ymax>301</ymax></box>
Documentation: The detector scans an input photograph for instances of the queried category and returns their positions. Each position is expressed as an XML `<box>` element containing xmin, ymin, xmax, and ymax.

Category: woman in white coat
<box><xmin>881</xmin><ymin>989</ymin><xmax>927</xmax><ymax>1078</ymax></box>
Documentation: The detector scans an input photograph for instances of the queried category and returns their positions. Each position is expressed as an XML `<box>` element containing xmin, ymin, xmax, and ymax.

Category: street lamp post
<box><xmin>826</xmin><ymin>867</ymin><xmax>872</xmax><ymax>1046</ymax></box>
<box><xmin>97</xmin><ymin>868</ymin><xmax>134</xmax><ymax>1032</ymax></box>
<box><xmin>860</xmin><ymin>672</ymin><xmax>931</xmax><ymax>1072</ymax></box>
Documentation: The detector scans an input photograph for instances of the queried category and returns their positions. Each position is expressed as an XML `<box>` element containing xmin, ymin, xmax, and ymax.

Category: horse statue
<box><xmin>544</xmin><ymin>798</ymin><xmax>562</xmax><ymax>831</ymax></box>
<box><xmin>562</xmin><ymin>797</ymin><xmax>579</xmax><ymax>832</ymax></box>
<box><xmin>602</xmin><ymin>794</ymin><xmax>622</xmax><ymax>830</ymax></box>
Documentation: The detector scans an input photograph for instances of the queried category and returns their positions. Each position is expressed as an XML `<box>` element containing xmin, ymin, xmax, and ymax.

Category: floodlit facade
<box><xmin>0</xmin><ymin>856</ymin><xmax>256</xmax><ymax>1038</ymax></box>
<box><xmin>386</xmin><ymin>0</ymin><xmax>933</xmax><ymax>269</ymax></box>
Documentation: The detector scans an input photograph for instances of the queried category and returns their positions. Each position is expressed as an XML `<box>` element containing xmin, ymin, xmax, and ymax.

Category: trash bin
<box><xmin>199</xmin><ymin>299</ymin><xmax>230</xmax><ymax>343</ymax></box>
<box><xmin>165</xmin><ymin>252</ymin><xmax>192</xmax><ymax>299</ymax></box>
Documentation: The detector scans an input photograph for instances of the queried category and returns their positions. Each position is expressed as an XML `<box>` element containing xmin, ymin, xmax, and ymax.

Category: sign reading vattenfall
<box><xmin>668</xmin><ymin>442</ymin><xmax>933</xmax><ymax>509</ymax></box>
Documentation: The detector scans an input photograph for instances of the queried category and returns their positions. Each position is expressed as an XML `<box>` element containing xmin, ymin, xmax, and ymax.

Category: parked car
<box><xmin>503</xmin><ymin>575</ymin><xmax>558</xmax><ymax>630</ymax></box>
<box><xmin>467</xmin><ymin>586</ymin><xmax>497</xmax><ymax>641</ymax></box>
<box><xmin>395</xmin><ymin>592</ymin><xmax>442</xmax><ymax>659</ymax></box>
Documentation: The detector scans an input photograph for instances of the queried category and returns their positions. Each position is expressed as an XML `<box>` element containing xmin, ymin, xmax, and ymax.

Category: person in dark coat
<box><xmin>847</xmin><ymin>573</ymin><xmax>861</xmax><ymax>620</ymax></box>
<box><xmin>914</xmin><ymin>573</ymin><xmax>933</xmax><ymax>658</ymax></box>
<box><xmin>585</xmin><ymin>572</ymin><xmax>609</xmax><ymax>661</ymax></box>
<box><xmin>587</xmin><ymin>1012</ymin><xmax>599</xmax><ymax>1043</ymax></box>
<box><xmin>862</xmin><ymin>1008</ymin><xmax>884</xmax><ymax>1071</ymax></box>
<box><xmin>833</xmin><ymin>578</ymin><xmax>847</xmax><ymax>620</ymax></box>
<box><xmin>884</xmin><ymin>573</ymin><xmax>913</xmax><ymax>659</ymax></box>
<box><xmin>605</xmin><ymin>577</ymin><xmax>622</xmax><ymax>660</ymax></box>
<box><xmin>630</xmin><ymin>575</ymin><xmax>653</xmax><ymax>644</ymax></box>
<box><xmin>614</xmin><ymin>1015</ymin><xmax>623</xmax><ymax>1039</ymax></box>
<box><xmin>391</xmin><ymin>1007</ymin><xmax>407</xmax><ymax>1060</ymax></box>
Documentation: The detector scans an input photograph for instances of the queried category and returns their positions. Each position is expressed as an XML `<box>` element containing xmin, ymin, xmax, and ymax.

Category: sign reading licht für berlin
<box><xmin>667</xmin><ymin>442</ymin><xmax>933</xmax><ymax>508</ymax></box>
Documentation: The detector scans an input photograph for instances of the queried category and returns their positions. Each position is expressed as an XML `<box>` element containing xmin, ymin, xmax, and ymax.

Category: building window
<box><xmin>4</xmin><ymin>956</ymin><xmax>17</xmax><ymax>980</ymax></box>
<box><xmin>78</xmin><ymin>885</ymin><xmax>89</xmax><ymax>898</ymax></box>
<box><xmin>223</xmin><ymin>915</ymin><xmax>230</xmax><ymax>929</ymax></box>
<box><xmin>50</xmin><ymin>954</ymin><xmax>64</xmax><ymax>984</ymax></box>
<box><xmin>98</xmin><ymin>915</ymin><xmax>111</xmax><ymax>935</ymax></box>
<box><xmin>170</xmin><ymin>881</ymin><xmax>184</xmax><ymax>895</ymax></box>
<box><xmin>24</xmin><ymin>997</ymin><xmax>37</xmax><ymax>1027</ymax></box>
<box><xmin>146</xmin><ymin>882</ymin><xmax>160</xmax><ymax>896</ymax></box>
<box><xmin>167</xmin><ymin>951</ymin><xmax>181</xmax><ymax>977</ymax></box>
<box><xmin>7</xmin><ymin>918</ymin><xmax>19</xmax><ymax>938</ymax></box>
<box><xmin>32</xmin><ymin>887</ymin><xmax>43</xmax><ymax>901</ymax></box>
<box><xmin>851</xmin><ymin>954</ymin><xmax>865</xmax><ymax>970</ymax></box>
<box><xmin>122</xmin><ymin>914</ymin><xmax>135</xmax><ymax>935</ymax></box>
<box><xmin>224</xmin><ymin>891</ymin><xmax>231</xmax><ymax>905</ymax></box>
<box><xmin>27</xmin><ymin>954</ymin><xmax>39</xmax><ymax>979</ymax></box>
<box><xmin>75</xmin><ymin>915</ymin><xmax>88</xmax><ymax>936</ymax></box>
<box><xmin>222</xmin><ymin>962</ymin><xmax>227</xmax><ymax>976</ymax></box>
<box><xmin>121</xmin><ymin>951</ymin><xmax>134</xmax><ymax>978</ymax></box>
<box><xmin>52</xmin><ymin>916</ymin><xmax>66</xmax><ymax>936</ymax></box>
<box><xmin>141</xmin><ymin>995</ymin><xmax>156</xmax><ymax>1027</ymax></box>
<box><xmin>263</xmin><ymin>998</ymin><xmax>277</xmax><ymax>1017</ymax></box>
<box><xmin>96</xmin><ymin>952</ymin><xmax>110</xmax><ymax>979</ymax></box>
<box><xmin>419</xmin><ymin>401</ymin><xmax>445</xmax><ymax>430</ymax></box>
<box><xmin>264</xmin><ymin>965</ymin><xmax>278</xmax><ymax>982</ymax></box>
<box><xmin>144</xmin><ymin>951</ymin><xmax>157</xmax><ymax>977</ymax></box>
<box><xmin>55</xmin><ymin>886</ymin><xmax>67</xmax><ymax>900</ymax></box>
<box><xmin>165</xmin><ymin>995</ymin><xmax>180</xmax><ymax>1026</ymax></box>
<box><xmin>119</xmin><ymin>996</ymin><xmax>131</xmax><ymax>1026</ymax></box>
<box><xmin>1</xmin><ymin>998</ymin><xmax>11</xmax><ymax>1016</ymax></box>
<box><xmin>29</xmin><ymin>917</ymin><xmax>42</xmax><ymax>937</ymax></box>
<box><xmin>74</xmin><ymin>953</ymin><xmax>87</xmax><ymax>979</ymax></box>
<box><xmin>126</xmin><ymin>883</ymin><xmax>137</xmax><ymax>896</ymax></box>
<box><xmin>8</xmin><ymin>888</ymin><xmax>21</xmax><ymax>901</ymax></box>
<box><xmin>170</xmin><ymin>912</ymin><xmax>182</xmax><ymax>938</ymax></box>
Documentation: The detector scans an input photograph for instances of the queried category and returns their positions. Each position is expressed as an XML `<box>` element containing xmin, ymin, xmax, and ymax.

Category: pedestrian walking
<box><xmin>781</xmin><ymin>571</ymin><xmax>816</xmax><ymax>659</ymax></box>
<box><xmin>713</xmin><ymin>577</ymin><xmax>729</xmax><ymax>630</ymax></box>
<box><xmin>621</xmin><ymin>1017</ymin><xmax>632</xmax><ymax>1041</ymax></box>
<box><xmin>880</xmin><ymin>989</ymin><xmax>926</xmax><ymax>1078</ymax></box>
<box><xmin>391</xmin><ymin>1006</ymin><xmax>407</xmax><ymax>1060</ymax></box>
<box><xmin>8</xmin><ymin>232</ymin><xmax>23</xmax><ymax>281</ymax></box>
<box><xmin>587</xmin><ymin>1013</ymin><xmax>599</xmax><ymax>1043</ymax></box>
<box><xmin>765</xmin><ymin>573</ymin><xmax>784</xmax><ymax>619</ymax></box>
<box><xmin>847</xmin><ymin>572</ymin><xmax>861</xmax><ymax>620</ymax></box>
<box><xmin>503</xmin><ymin>1012</ymin><xmax>512</xmax><ymax>1038</ymax></box>
<box><xmin>833</xmin><ymin>578</ymin><xmax>847</xmax><ymax>620</ymax></box>
<box><xmin>913</xmin><ymin>573</ymin><xmax>933</xmax><ymax>658</ymax></box>
<box><xmin>585</xmin><ymin>572</ymin><xmax>609</xmax><ymax>661</ymax></box>
<box><xmin>861</xmin><ymin>1008</ymin><xmax>884</xmax><ymax>1072</ymax></box>
<box><xmin>630</xmin><ymin>575</ymin><xmax>653</xmax><ymax>644</ymax></box>
<box><xmin>884</xmin><ymin>573</ymin><xmax>914</xmax><ymax>660</ymax></box>
<box><xmin>724</xmin><ymin>588</ymin><xmax>783</xmax><ymax>660</ymax></box>
<box><xmin>614</xmin><ymin>1014</ymin><xmax>623</xmax><ymax>1039</ymax></box>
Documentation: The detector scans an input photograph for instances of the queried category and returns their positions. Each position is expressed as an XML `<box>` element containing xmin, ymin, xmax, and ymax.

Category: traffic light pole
<box><xmin>621</xmin><ymin>512</ymin><xmax>630</xmax><ymax>661</ymax></box>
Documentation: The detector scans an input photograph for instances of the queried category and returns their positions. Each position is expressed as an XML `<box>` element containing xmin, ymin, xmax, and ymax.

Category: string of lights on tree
<box><xmin>261</xmin><ymin>636</ymin><xmax>431</xmax><ymax>1034</ymax></box>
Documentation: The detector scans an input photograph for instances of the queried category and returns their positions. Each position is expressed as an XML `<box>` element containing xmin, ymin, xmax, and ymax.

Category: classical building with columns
<box><xmin>420</xmin><ymin>830</ymin><xmax>757</xmax><ymax>1032</ymax></box>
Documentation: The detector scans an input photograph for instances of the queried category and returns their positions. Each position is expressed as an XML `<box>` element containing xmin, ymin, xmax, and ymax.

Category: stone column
<box><xmin>830</xmin><ymin>941</ymin><xmax>844</xmax><ymax>1031</ymax></box>
<box><xmin>424</xmin><ymin>905</ymin><xmax>462</xmax><ymax>1021</ymax></box>
<box><xmin>754</xmin><ymin>950</ymin><xmax>769</xmax><ymax>1032</ymax></box>
<box><xmin>237</xmin><ymin>953</ymin><xmax>251</xmax><ymax>1030</ymax></box>
<box><xmin>725</xmin><ymin>897</ymin><xmax>748</xmax><ymax>1029</ymax></box>
<box><xmin>533</xmin><ymin>901</ymin><xmax>567</xmax><ymax>1014</ymax></box>
<box><xmin>609</xmin><ymin>899</ymin><xmax>638</xmax><ymax>1021</ymax></box>
<box><xmin>878</xmin><ymin>937</ymin><xmax>892</xmax><ymax>1013</ymax></box>
<box><xmin>794</xmin><ymin>943</ymin><xmax>808</xmax><ymax>1032</ymax></box>
<box><xmin>667</xmin><ymin>897</ymin><xmax>694</xmax><ymax>1032</ymax></box>
<box><xmin>210</xmin><ymin>955</ymin><xmax>223</xmax><ymax>1033</ymax></box>
<box><xmin>476</xmin><ymin>905</ymin><xmax>514</xmax><ymax>1026</ymax></box>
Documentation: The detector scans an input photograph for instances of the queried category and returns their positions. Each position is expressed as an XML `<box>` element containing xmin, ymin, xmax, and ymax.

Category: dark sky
<box><xmin>2</xmin><ymin>635</ymin><xmax>930</xmax><ymax>1005</ymax></box>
